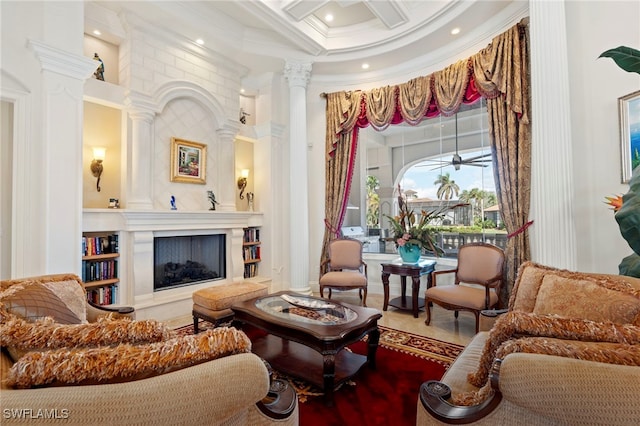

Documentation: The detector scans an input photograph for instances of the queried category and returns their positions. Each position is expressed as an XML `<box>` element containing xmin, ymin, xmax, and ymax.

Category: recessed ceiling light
<box><xmin>325</xmin><ymin>14</ymin><xmax>334</xmax><ymax>22</ymax></box>
<box><xmin>196</xmin><ymin>38</ymin><xmax>205</xmax><ymax>45</ymax></box>
<box><xmin>362</xmin><ymin>63</ymin><xmax>370</xmax><ymax>70</ymax></box>
<box><xmin>93</xmin><ymin>30</ymin><xmax>101</xmax><ymax>36</ymax></box>
<box><xmin>451</xmin><ymin>27</ymin><xmax>461</xmax><ymax>35</ymax></box>
<box><xmin>240</xmin><ymin>88</ymin><xmax>245</xmax><ymax>94</ymax></box>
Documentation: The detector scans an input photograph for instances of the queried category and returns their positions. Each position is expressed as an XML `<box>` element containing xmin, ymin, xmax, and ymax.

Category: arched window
<box><xmin>346</xmin><ymin>100</ymin><xmax>507</xmax><ymax>256</ymax></box>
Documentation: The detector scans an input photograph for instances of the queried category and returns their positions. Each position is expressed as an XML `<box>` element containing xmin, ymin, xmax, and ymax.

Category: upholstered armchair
<box><xmin>417</xmin><ymin>262</ymin><xmax>640</xmax><ymax>425</ymax></box>
<box><xmin>319</xmin><ymin>238</ymin><xmax>368</xmax><ymax>306</ymax></box>
<box><xmin>1</xmin><ymin>274</ymin><xmax>298</xmax><ymax>425</ymax></box>
<box><xmin>425</xmin><ymin>243</ymin><xmax>504</xmax><ymax>333</ymax></box>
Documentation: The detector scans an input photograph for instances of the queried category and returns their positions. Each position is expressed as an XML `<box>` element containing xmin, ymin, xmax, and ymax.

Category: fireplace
<box><xmin>154</xmin><ymin>234</ymin><xmax>226</xmax><ymax>291</ymax></box>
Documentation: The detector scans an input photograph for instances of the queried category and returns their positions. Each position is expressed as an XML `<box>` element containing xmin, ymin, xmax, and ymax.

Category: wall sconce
<box><xmin>237</xmin><ymin>169</ymin><xmax>249</xmax><ymax>199</ymax></box>
<box><xmin>90</xmin><ymin>147</ymin><xmax>106</xmax><ymax>192</ymax></box>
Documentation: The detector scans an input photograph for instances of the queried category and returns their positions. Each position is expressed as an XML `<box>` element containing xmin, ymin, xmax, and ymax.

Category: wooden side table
<box><xmin>381</xmin><ymin>259</ymin><xmax>436</xmax><ymax>318</ymax></box>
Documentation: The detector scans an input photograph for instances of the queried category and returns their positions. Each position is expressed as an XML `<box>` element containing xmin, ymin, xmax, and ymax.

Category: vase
<box><xmin>398</xmin><ymin>244</ymin><xmax>421</xmax><ymax>264</ymax></box>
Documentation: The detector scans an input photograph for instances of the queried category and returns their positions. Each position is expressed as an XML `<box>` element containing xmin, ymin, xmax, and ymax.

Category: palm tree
<box><xmin>434</xmin><ymin>173</ymin><xmax>460</xmax><ymax>200</ymax></box>
<box><xmin>366</xmin><ymin>175</ymin><xmax>380</xmax><ymax>228</ymax></box>
<box><xmin>460</xmin><ymin>188</ymin><xmax>498</xmax><ymax>225</ymax></box>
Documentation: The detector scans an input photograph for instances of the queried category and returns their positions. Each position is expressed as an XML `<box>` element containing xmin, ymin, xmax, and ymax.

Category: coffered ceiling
<box><xmin>88</xmin><ymin>0</ymin><xmax>528</xmax><ymax>79</ymax></box>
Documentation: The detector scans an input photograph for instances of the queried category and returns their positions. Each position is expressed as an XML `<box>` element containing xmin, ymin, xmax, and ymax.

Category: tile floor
<box><xmin>317</xmin><ymin>292</ymin><xmax>475</xmax><ymax>347</ymax></box>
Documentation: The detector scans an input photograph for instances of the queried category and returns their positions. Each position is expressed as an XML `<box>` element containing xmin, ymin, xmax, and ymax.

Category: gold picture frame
<box><xmin>170</xmin><ymin>137</ymin><xmax>206</xmax><ymax>184</ymax></box>
<box><xmin>619</xmin><ymin>90</ymin><xmax>640</xmax><ymax>183</ymax></box>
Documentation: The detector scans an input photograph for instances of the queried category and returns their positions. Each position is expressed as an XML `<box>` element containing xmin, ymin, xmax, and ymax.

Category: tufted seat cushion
<box><xmin>319</xmin><ymin>271</ymin><xmax>367</xmax><ymax>288</ymax></box>
<box><xmin>192</xmin><ymin>282</ymin><xmax>268</xmax><ymax>331</ymax></box>
<box><xmin>426</xmin><ymin>285</ymin><xmax>499</xmax><ymax>311</ymax></box>
<box><xmin>193</xmin><ymin>282</ymin><xmax>268</xmax><ymax>311</ymax></box>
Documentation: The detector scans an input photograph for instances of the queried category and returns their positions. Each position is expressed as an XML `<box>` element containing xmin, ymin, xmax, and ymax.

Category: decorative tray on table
<box><xmin>280</xmin><ymin>294</ymin><xmax>335</xmax><ymax>310</ymax></box>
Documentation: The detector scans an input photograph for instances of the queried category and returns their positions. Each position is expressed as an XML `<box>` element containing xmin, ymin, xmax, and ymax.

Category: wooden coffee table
<box><xmin>231</xmin><ymin>291</ymin><xmax>382</xmax><ymax>406</ymax></box>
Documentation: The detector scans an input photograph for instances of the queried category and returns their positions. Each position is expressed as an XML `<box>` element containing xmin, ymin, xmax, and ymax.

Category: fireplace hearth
<box><xmin>154</xmin><ymin>234</ymin><xmax>226</xmax><ymax>291</ymax></box>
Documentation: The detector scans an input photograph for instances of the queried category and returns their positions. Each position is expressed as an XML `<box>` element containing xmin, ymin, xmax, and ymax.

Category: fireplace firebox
<box><xmin>154</xmin><ymin>234</ymin><xmax>226</xmax><ymax>291</ymax></box>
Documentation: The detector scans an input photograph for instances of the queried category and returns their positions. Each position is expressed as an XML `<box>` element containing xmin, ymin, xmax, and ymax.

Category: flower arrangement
<box><xmin>385</xmin><ymin>185</ymin><xmax>451</xmax><ymax>257</ymax></box>
<box><xmin>604</xmin><ymin>195</ymin><xmax>623</xmax><ymax>212</ymax></box>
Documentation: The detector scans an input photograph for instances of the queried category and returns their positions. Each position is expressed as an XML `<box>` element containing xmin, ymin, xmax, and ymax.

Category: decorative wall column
<box><xmin>528</xmin><ymin>1</ymin><xmax>577</xmax><ymax>269</ymax></box>
<box><xmin>216</xmin><ymin>123</ymin><xmax>240</xmax><ymax>212</ymax></box>
<box><xmin>124</xmin><ymin>91</ymin><xmax>155</xmax><ymax>210</ymax></box>
<box><xmin>284</xmin><ymin>61</ymin><xmax>312</xmax><ymax>294</ymax></box>
<box><xmin>255</xmin><ymin>121</ymin><xmax>286</xmax><ymax>291</ymax></box>
<box><xmin>28</xmin><ymin>40</ymin><xmax>99</xmax><ymax>275</ymax></box>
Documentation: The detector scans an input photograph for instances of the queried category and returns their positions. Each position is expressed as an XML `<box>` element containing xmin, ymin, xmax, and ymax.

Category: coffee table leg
<box><xmin>367</xmin><ymin>327</ymin><xmax>380</xmax><ymax>370</ymax></box>
<box><xmin>382</xmin><ymin>272</ymin><xmax>390</xmax><ymax>311</ymax></box>
<box><xmin>323</xmin><ymin>354</ymin><xmax>336</xmax><ymax>407</ymax></box>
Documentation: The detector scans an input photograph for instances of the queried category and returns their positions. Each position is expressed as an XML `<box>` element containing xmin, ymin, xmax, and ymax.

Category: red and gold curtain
<box><xmin>322</xmin><ymin>19</ymin><xmax>530</xmax><ymax>300</ymax></box>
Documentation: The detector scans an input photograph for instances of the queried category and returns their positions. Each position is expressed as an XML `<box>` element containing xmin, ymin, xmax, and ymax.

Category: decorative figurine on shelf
<box><xmin>207</xmin><ymin>190</ymin><xmax>219</xmax><ymax>211</ymax></box>
<box><xmin>247</xmin><ymin>192</ymin><xmax>254</xmax><ymax>212</ymax></box>
<box><xmin>108</xmin><ymin>198</ymin><xmax>119</xmax><ymax>209</ymax></box>
<box><xmin>170</xmin><ymin>195</ymin><xmax>177</xmax><ymax>210</ymax></box>
<box><xmin>239</xmin><ymin>108</ymin><xmax>250</xmax><ymax>124</ymax></box>
<box><xmin>93</xmin><ymin>53</ymin><xmax>105</xmax><ymax>81</ymax></box>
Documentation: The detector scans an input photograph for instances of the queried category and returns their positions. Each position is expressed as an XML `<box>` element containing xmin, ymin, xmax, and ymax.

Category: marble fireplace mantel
<box><xmin>83</xmin><ymin>209</ymin><xmax>263</xmax><ymax>320</ymax></box>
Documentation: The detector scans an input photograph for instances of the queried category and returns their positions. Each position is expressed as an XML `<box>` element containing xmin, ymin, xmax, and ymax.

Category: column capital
<box><xmin>284</xmin><ymin>61</ymin><xmax>312</xmax><ymax>88</ymax></box>
<box><xmin>28</xmin><ymin>39</ymin><xmax>98</xmax><ymax>80</ymax></box>
<box><xmin>124</xmin><ymin>90</ymin><xmax>156</xmax><ymax>120</ymax></box>
<box><xmin>217</xmin><ymin>122</ymin><xmax>241</xmax><ymax>140</ymax></box>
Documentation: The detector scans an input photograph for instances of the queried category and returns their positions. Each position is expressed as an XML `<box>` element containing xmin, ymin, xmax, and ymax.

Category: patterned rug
<box><xmin>175</xmin><ymin>322</ymin><xmax>464</xmax><ymax>402</ymax></box>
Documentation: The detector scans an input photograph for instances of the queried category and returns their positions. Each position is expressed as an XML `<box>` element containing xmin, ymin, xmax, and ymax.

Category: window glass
<box><xmin>349</xmin><ymin>100</ymin><xmax>507</xmax><ymax>256</ymax></box>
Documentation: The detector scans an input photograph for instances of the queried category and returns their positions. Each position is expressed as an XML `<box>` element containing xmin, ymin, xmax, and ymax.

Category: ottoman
<box><xmin>192</xmin><ymin>281</ymin><xmax>268</xmax><ymax>332</ymax></box>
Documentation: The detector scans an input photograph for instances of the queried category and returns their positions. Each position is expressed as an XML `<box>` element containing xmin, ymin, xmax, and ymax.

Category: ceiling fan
<box><xmin>421</xmin><ymin>114</ymin><xmax>492</xmax><ymax>171</ymax></box>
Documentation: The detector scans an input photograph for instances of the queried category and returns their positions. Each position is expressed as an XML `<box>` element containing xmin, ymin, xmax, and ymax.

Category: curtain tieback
<box><xmin>507</xmin><ymin>220</ymin><xmax>534</xmax><ymax>239</ymax></box>
<box><xmin>324</xmin><ymin>219</ymin><xmax>341</xmax><ymax>238</ymax></box>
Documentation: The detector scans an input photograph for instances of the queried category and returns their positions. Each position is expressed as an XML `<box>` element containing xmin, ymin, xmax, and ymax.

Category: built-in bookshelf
<box><xmin>243</xmin><ymin>227</ymin><xmax>261</xmax><ymax>278</ymax></box>
<box><xmin>82</xmin><ymin>232</ymin><xmax>119</xmax><ymax>305</ymax></box>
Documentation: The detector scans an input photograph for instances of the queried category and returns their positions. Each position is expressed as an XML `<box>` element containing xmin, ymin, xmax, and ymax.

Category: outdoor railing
<box><xmin>362</xmin><ymin>232</ymin><xmax>508</xmax><ymax>257</ymax></box>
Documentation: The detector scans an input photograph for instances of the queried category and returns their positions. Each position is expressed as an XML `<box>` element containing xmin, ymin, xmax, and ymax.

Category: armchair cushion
<box><xmin>468</xmin><ymin>311</ymin><xmax>640</xmax><ymax>389</ymax></box>
<box><xmin>6</xmin><ymin>327</ymin><xmax>251</xmax><ymax>388</ymax></box>
<box><xmin>533</xmin><ymin>274</ymin><xmax>640</xmax><ymax>325</ymax></box>
<box><xmin>0</xmin><ymin>281</ymin><xmax>82</xmax><ymax>325</ymax></box>
<box><xmin>1</xmin><ymin>274</ymin><xmax>88</xmax><ymax>322</ymax></box>
<box><xmin>1</xmin><ymin>314</ymin><xmax>173</xmax><ymax>361</ymax></box>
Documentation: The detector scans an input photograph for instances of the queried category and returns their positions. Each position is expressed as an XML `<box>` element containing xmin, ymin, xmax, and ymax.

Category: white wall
<box><xmin>566</xmin><ymin>0</ymin><xmax>640</xmax><ymax>273</ymax></box>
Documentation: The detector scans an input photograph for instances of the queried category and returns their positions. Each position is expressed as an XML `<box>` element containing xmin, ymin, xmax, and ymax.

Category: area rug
<box><xmin>175</xmin><ymin>322</ymin><xmax>464</xmax><ymax>425</ymax></box>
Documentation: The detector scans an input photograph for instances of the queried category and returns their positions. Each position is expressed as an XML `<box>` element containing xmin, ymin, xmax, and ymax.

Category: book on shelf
<box><xmin>82</xmin><ymin>259</ymin><xmax>118</xmax><ymax>282</ymax></box>
<box><xmin>86</xmin><ymin>284</ymin><xmax>118</xmax><ymax>305</ymax></box>
<box><xmin>82</xmin><ymin>233</ymin><xmax>119</xmax><ymax>256</ymax></box>
<box><xmin>244</xmin><ymin>263</ymin><xmax>258</xmax><ymax>278</ymax></box>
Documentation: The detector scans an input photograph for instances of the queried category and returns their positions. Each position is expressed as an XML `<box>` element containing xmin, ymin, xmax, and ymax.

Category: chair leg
<box><xmin>193</xmin><ymin>315</ymin><xmax>199</xmax><ymax>334</ymax></box>
<box><xmin>454</xmin><ymin>311</ymin><xmax>459</xmax><ymax>319</ymax></box>
<box><xmin>424</xmin><ymin>301</ymin><xmax>432</xmax><ymax>325</ymax></box>
<box><xmin>473</xmin><ymin>311</ymin><xmax>480</xmax><ymax>334</ymax></box>
<box><xmin>362</xmin><ymin>288</ymin><xmax>367</xmax><ymax>307</ymax></box>
<box><xmin>328</xmin><ymin>288</ymin><xmax>332</xmax><ymax>299</ymax></box>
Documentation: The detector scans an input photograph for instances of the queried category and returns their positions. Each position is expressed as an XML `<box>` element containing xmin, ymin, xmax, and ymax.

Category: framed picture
<box><xmin>170</xmin><ymin>138</ymin><xmax>206</xmax><ymax>184</ymax></box>
<box><xmin>619</xmin><ymin>90</ymin><xmax>640</xmax><ymax>183</ymax></box>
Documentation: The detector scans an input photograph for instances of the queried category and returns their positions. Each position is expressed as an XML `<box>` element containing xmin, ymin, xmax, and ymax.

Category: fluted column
<box><xmin>216</xmin><ymin>123</ymin><xmax>240</xmax><ymax>212</ymax></box>
<box><xmin>529</xmin><ymin>1</ymin><xmax>577</xmax><ymax>269</ymax></box>
<box><xmin>284</xmin><ymin>61</ymin><xmax>312</xmax><ymax>294</ymax></box>
<box><xmin>124</xmin><ymin>91</ymin><xmax>155</xmax><ymax>210</ymax></box>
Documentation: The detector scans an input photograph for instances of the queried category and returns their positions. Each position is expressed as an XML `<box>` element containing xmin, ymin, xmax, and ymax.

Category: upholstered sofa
<box><xmin>417</xmin><ymin>262</ymin><xmax>640</xmax><ymax>425</ymax></box>
<box><xmin>0</xmin><ymin>274</ymin><xmax>298</xmax><ymax>425</ymax></box>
